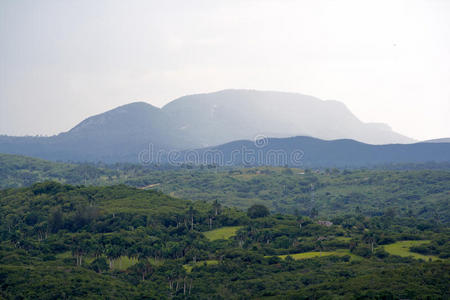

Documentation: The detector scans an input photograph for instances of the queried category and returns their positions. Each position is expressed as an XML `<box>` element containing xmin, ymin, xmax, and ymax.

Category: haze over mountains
<box><xmin>1</xmin><ymin>89</ymin><xmax>448</xmax><ymax>166</ymax></box>
<box><xmin>164</xmin><ymin>90</ymin><xmax>414</xmax><ymax>146</ymax></box>
<box><xmin>424</xmin><ymin>138</ymin><xmax>450</xmax><ymax>143</ymax></box>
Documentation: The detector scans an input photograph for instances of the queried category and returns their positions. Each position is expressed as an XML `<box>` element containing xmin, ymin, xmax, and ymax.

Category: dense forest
<box><xmin>0</xmin><ymin>182</ymin><xmax>449</xmax><ymax>299</ymax></box>
<box><xmin>1</xmin><ymin>154</ymin><xmax>449</xmax><ymax>223</ymax></box>
<box><xmin>0</xmin><ymin>154</ymin><xmax>449</xmax><ymax>298</ymax></box>
<box><xmin>124</xmin><ymin>167</ymin><xmax>450</xmax><ymax>223</ymax></box>
<box><xmin>0</xmin><ymin>154</ymin><xmax>122</xmax><ymax>187</ymax></box>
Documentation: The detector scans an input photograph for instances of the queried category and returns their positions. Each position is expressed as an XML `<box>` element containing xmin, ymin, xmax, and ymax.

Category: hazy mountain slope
<box><xmin>179</xmin><ymin>136</ymin><xmax>450</xmax><ymax>168</ymax></box>
<box><xmin>56</xmin><ymin>102</ymin><xmax>197</xmax><ymax>154</ymax></box>
<box><xmin>163</xmin><ymin>89</ymin><xmax>414</xmax><ymax>146</ymax></box>
<box><xmin>0</xmin><ymin>102</ymin><xmax>198</xmax><ymax>162</ymax></box>
<box><xmin>0</xmin><ymin>89</ymin><xmax>418</xmax><ymax>162</ymax></box>
<box><xmin>67</xmin><ymin>102</ymin><xmax>171</xmax><ymax>142</ymax></box>
<box><xmin>423</xmin><ymin>138</ymin><xmax>450</xmax><ymax>143</ymax></box>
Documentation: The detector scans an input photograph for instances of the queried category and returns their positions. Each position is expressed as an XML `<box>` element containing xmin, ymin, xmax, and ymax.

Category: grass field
<box><xmin>55</xmin><ymin>253</ymin><xmax>142</xmax><ymax>270</ymax></box>
<box><xmin>334</xmin><ymin>237</ymin><xmax>352</xmax><ymax>242</ymax></box>
<box><xmin>55</xmin><ymin>251</ymin><xmax>72</xmax><ymax>259</ymax></box>
<box><xmin>382</xmin><ymin>240</ymin><xmax>441</xmax><ymax>261</ymax></box>
<box><xmin>203</xmin><ymin>226</ymin><xmax>243</xmax><ymax>241</ymax></box>
<box><xmin>276</xmin><ymin>249</ymin><xmax>361</xmax><ymax>261</ymax></box>
<box><xmin>111</xmin><ymin>256</ymin><xmax>139</xmax><ymax>270</ymax></box>
<box><xmin>184</xmin><ymin>260</ymin><xmax>219</xmax><ymax>272</ymax></box>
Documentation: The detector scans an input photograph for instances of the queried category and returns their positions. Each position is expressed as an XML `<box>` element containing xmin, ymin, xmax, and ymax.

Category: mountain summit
<box><xmin>162</xmin><ymin>89</ymin><xmax>414</xmax><ymax>146</ymax></box>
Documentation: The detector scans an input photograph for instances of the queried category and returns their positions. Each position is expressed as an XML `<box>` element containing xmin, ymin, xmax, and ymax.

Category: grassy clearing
<box><xmin>111</xmin><ymin>256</ymin><xmax>163</xmax><ymax>270</ymax></box>
<box><xmin>334</xmin><ymin>237</ymin><xmax>352</xmax><ymax>242</ymax></box>
<box><xmin>55</xmin><ymin>251</ymin><xmax>72</xmax><ymax>259</ymax></box>
<box><xmin>231</xmin><ymin>173</ymin><xmax>260</xmax><ymax>180</ymax></box>
<box><xmin>55</xmin><ymin>253</ymin><xmax>142</xmax><ymax>270</ymax></box>
<box><xmin>382</xmin><ymin>240</ymin><xmax>440</xmax><ymax>261</ymax></box>
<box><xmin>184</xmin><ymin>260</ymin><xmax>219</xmax><ymax>272</ymax></box>
<box><xmin>203</xmin><ymin>226</ymin><xmax>243</xmax><ymax>241</ymax></box>
<box><xmin>277</xmin><ymin>249</ymin><xmax>362</xmax><ymax>261</ymax></box>
<box><xmin>112</xmin><ymin>256</ymin><xmax>139</xmax><ymax>270</ymax></box>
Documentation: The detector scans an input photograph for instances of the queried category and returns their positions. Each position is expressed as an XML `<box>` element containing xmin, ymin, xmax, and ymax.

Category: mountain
<box><xmin>176</xmin><ymin>136</ymin><xmax>450</xmax><ymax>168</ymax></box>
<box><xmin>162</xmin><ymin>89</ymin><xmax>414</xmax><ymax>146</ymax></box>
<box><xmin>423</xmin><ymin>138</ymin><xmax>450</xmax><ymax>143</ymax></box>
<box><xmin>0</xmin><ymin>89</ymin><xmax>416</xmax><ymax>162</ymax></box>
<box><xmin>0</xmin><ymin>102</ymin><xmax>197</xmax><ymax>162</ymax></box>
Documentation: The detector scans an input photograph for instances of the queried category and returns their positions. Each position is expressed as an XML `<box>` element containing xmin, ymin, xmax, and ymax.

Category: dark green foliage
<box><xmin>247</xmin><ymin>204</ymin><xmax>270</xmax><ymax>218</ymax></box>
<box><xmin>374</xmin><ymin>248</ymin><xmax>389</xmax><ymax>259</ymax></box>
<box><xmin>0</xmin><ymin>164</ymin><xmax>449</xmax><ymax>298</ymax></box>
<box><xmin>89</xmin><ymin>257</ymin><xmax>109</xmax><ymax>273</ymax></box>
<box><xmin>410</xmin><ymin>237</ymin><xmax>450</xmax><ymax>259</ymax></box>
<box><xmin>121</xmin><ymin>167</ymin><xmax>450</xmax><ymax>223</ymax></box>
<box><xmin>1</xmin><ymin>154</ymin><xmax>449</xmax><ymax>224</ymax></box>
<box><xmin>351</xmin><ymin>245</ymin><xmax>372</xmax><ymax>258</ymax></box>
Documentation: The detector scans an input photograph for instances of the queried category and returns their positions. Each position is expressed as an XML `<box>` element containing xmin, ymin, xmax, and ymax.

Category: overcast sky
<box><xmin>1</xmin><ymin>0</ymin><xmax>449</xmax><ymax>140</ymax></box>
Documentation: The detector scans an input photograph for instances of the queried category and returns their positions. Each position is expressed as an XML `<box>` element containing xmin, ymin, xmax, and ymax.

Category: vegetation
<box><xmin>276</xmin><ymin>249</ymin><xmax>356</xmax><ymax>260</ymax></box>
<box><xmin>0</xmin><ymin>153</ymin><xmax>120</xmax><ymax>188</ymax></box>
<box><xmin>203</xmin><ymin>226</ymin><xmax>243</xmax><ymax>241</ymax></box>
<box><xmin>125</xmin><ymin>166</ymin><xmax>450</xmax><ymax>223</ymax></box>
<box><xmin>247</xmin><ymin>204</ymin><xmax>270</xmax><ymax>218</ymax></box>
<box><xmin>1</xmin><ymin>155</ymin><xmax>450</xmax><ymax>298</ymax></box>
<box><xmin>0</xmin><ymin>181</ymin><xmax>448</xmax><ymax>298</ymax></box>
<box><xmin>382</xmin><ymin>240</ymin><xmax>440</xmax><ymax>261</ymax></box>
<box><xmin>2</xmin><ymin>154</ymin><xmax>449</xmax><ymax>224</ymax></box>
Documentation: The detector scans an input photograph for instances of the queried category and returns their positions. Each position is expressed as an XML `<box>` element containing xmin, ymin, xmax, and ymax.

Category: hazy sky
<box><xmin>1</xmin><ymin>0</ymin><xmax>449</xmax><ymax>140</ymax></box>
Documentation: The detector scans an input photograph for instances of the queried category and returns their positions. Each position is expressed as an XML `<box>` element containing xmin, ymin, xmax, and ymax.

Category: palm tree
<box><xmin>106</xmin><ymin>245</ymin><xmax>122</xmax><ymax>269</ymax></box>
<box><xmin>208</xmin><ymin>209</ymin><xmax>215</xmax><ymax>230</ymax></box>
<box><xmin>362</xmin><ymin>232</ymin><xmax>376</xmax><ymax>253</ymax></box>
<box><xmin>296</xmin><ymin>215</ymin><xmax>304</xmax><ymax>228</ymax></box>
<box><xmin>187</xmin><ymin>206</ymin><xmax>196</xmax><ymax>231</ymax></box>
<box><xmin>310</xmin><ymin>207</ymin><xmax>318</xmax><ymax>219</ymax></box>
<box><xmin>135</xmin><ymin>259</ymin><xmax>153</xmax><ymax>281</ymax></box>
<box><xmin>316</xmin><ymin>236</ymin><xmax>326</xmax><ymax>255</ymax></box>
<box><xmin>213</xmin><ymin>200</ymin><xmax>221</xmax><ymax>216</ymax></box>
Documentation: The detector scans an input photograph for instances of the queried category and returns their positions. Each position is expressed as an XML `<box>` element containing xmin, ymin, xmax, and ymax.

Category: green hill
<box><xmin>124</xmin><ymin>166</ymin><xmax>450</xmax><ymax>223</ymax></box>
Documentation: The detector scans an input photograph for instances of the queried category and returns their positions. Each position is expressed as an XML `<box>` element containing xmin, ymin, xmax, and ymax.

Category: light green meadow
<box><xmin>203</xmin><ymin>226</ymin><xmax>243</xmax><ymax>241</ymax></box>
<box><xmin>382</xmin><ymin>240</ymin><xmax>440</xmax><ymax>261</ymax></box>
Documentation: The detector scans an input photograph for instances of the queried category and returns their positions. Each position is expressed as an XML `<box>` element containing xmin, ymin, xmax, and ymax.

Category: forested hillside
<box><xmin>1</xmin><ymin>154</ymin><xmax>449</xmax><ymax>224</ymax></box>
<box><xmin>125</xmin><ymin>167</ymin><xmax>450</xmax><ymax>223</ymax></box>
<box><xmin>0</xmin><ymin>182</ymin><xmax>448</xmax><ymax>299</ymax></box>
<box><xmin>0</xmin><ymin>153</ymin><xmax>121</xmax><ymax>187</ymax></box>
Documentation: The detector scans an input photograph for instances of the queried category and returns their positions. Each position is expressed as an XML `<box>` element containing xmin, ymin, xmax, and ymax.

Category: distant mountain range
<box><xmin>177</xmin><ymin>136</ymin><xmax>450</xmax><ymax>168</ymax></box>
<box><xmin>1</xmin><ymin>89</ymin><xmax>448</xmax><ymax>165</ymax></box>
<box><xmin>423</xmin><ymin>138</ymin><xmax>450</xmax><ymax>143</ymax></box>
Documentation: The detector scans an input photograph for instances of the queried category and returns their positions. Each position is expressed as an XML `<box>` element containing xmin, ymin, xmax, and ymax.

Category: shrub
<box><xmin>247</xmin><ymin>205</ymin><xmax>270</xmax><ymax>219</ymax></box>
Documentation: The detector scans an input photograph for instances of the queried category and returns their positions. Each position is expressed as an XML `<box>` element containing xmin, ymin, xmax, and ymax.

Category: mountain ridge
<box><xmin>162</xmin><ymin>89</ymin><xmax>414</xmax><ymax>146</ymax></box>
<box><xmin>174</xmin><ymin>135</ymin><xmax>450</xmax><ymax>168</ymax></box>
<box><xmin>0</xmin><ymin>89</ymin><xmax>428</xmax><ymax>163</ymax></box>
<box><xmin>423</xmin><ymin>138</ymin><xmax>450</xmax><ymax>143</ymax></box>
